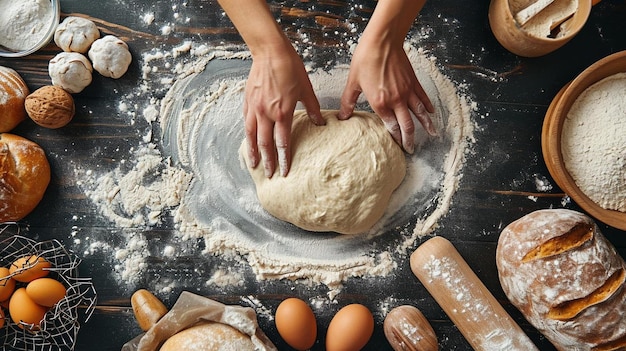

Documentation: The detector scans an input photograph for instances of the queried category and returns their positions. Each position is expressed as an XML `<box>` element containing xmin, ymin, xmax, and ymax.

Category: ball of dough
<box><xmin>54</xmin><ymin>16</ymin><xmax>100</xmax><ymax>53</ymax></box>
<box><xmin>160</xmin><ymin>323</ymin><xmax>255</xmax><ymax>351</ymax></box>
<box><xmin>49</xmin><ymin>52</ymin><xmax>93</xmax><ymax>94</ymax></box>
<box><xmin>25</xmin><ymin>85</ymin><xmax>75</xmax><ymax>129</ymax></box>
<box><xmin>0</xmin><ymin>133</ymin><xmax>51</xmax><ymax>222</ymax></box>
<box><xmin>240</xmin><ymin>110</ymin><xmax>406</xmax><ymax>235</ymax></box>
<box><xmin>0</xmin><ymin>66</ymin><xmax>29</xmax><ymax>132</ymax></box>
<box><xmin>88</xmin><ymin>35</ymin><xmax>132</xmax><ymax>79</ymax></box>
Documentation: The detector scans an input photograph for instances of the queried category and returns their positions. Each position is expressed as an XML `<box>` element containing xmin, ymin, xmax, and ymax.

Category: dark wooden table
<box><xmin>1</xmin><ymin>0</ymin><xmax>625</xmax><ymax>350</ymax></box>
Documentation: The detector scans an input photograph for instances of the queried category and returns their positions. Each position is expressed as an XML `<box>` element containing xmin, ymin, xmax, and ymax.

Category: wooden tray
<box><xmin>542</xmin><ymin>50</ymin><xmax>626</xmax><ymax>231</ymax></box>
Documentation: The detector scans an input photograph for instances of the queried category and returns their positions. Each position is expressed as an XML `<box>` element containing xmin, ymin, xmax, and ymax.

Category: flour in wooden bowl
<box><xmin>561</xmin><ymin>72</ymin><xmax>626</xmax><ymax>212</ymax></box>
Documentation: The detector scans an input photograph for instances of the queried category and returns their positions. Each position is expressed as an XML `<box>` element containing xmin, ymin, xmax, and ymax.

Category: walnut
<box><xmin>25</xmin><ymin>86</ymin><xmax>75</xmax><ymax>129</ymax></box>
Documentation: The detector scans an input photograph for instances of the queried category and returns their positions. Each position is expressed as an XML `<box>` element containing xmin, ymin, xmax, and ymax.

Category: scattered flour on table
<box><xmin>82</xmin><ymin>143</ymin><xmax>192</xmax><ymax>228</ymax></box>
<box><xmin>77</xmin><ymin>38</ymin><xmax>475</xmax><ymax>298</ymax></box>
<box><xmin>562</xmin><ymin>72</ymin><xmax>626</xmax><ymax>212</ymax></box>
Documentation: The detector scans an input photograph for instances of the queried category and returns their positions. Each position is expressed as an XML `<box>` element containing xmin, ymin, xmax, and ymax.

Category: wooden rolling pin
<box><xmin>410</xmin><ymin>237</ymin><xmax>539</xmax><ymax>350</ymax></box>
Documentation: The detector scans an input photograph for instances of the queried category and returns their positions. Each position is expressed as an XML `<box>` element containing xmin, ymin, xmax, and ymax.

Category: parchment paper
<box><xmin>122</xmin><ymin>291</ymin><xmax>277</xmax><ymax>351</ymax></box>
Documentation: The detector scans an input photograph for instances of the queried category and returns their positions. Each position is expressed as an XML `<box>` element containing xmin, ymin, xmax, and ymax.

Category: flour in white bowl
<box><xmin>0</xmin><ymin>0</ymin><xmax>55</xmax><ymax>51</ymax></box>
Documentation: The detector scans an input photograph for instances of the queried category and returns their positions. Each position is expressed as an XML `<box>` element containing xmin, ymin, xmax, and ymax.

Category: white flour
<box><xmin>562</xmin><ymin>72</ymin><xmax>626</xmax><ymax>212</ymax></box>
<box><xmin>78</xmin><ymin>38</ymin><xmax>475</xmax><ymax>298</ymax></box>
<box><xmin>0</xmin><ymin>0</ymin><xmax>55</xmax><ymax>51</ymax></box>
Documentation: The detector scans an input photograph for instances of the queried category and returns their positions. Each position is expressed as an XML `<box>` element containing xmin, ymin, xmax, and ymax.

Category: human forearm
<box><xmin>217</xmin><ymin>0</ymin><xmax>290</xmax><ymax>56</ymax></box>
<box><xmin>362</xmin><ymin>0</ymin><xmax>428</xmax><ymax>45</ymax></box>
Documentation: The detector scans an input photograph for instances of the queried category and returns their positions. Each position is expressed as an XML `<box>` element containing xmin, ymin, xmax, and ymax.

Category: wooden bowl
<box><xmin>542</xmin><ymin>50</ymin><xmax>626</xmax><ymax>230</ymax></box>
<box><xmin>488</xmin><ymin>0</ymin><xmax>592</xmax><ymax>57</ymax></box>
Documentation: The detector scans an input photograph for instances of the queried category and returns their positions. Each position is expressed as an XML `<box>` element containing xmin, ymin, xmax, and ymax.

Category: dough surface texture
<box><xmin>88</xmin><ymin>35</ymin><xmax>132</xmax><ymax>79</ymax></box>
<box><xmin>48</xmin><ymin>52</ymin><xmax>93</xmax><ymax>93</ymax></box>
<box><xmin>159</xmin><ymin>322</ymin><xmax>256</xmax><ymax>351</ymax></box>
<box><xmin>54</xmin><ymin>16</ymin><xmax>100</xmax><ymax>53</ymax></box>
<box><xmin>240</xmin><ymin>110</ymin><xmax>406</xmax><ymax>235</ymax></box>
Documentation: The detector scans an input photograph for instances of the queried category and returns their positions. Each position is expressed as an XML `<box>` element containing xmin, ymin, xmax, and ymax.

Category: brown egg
<box><xmin>275</xmin><ymin>298</ymin><xmax>317</xmax><ymax>350</ymax></box>
<box><xmin>9</xmin><ymin>288</ymin><xmax>47</xmax><ymax>330</ymax></box>
<box><xmin>326</xmin><ymin>304</ymin><xmax>374</xmax><ymax>351</ymax></box>
<box><xmin>26</xmin><ymin>278</ymin><xmax>66</xmax><ymax>307</ymax></box>
<box><xmin>9</xmin><ymin>256</ymin><xmax>51</xmax><ymax>283</ymax></box>
<box><xmin>0</xmin><ymin>267</ymin><xmax>16</xmax><ymax>302</ymax></box>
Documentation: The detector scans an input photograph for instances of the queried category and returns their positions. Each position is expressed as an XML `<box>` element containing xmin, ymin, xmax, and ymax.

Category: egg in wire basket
<box><xmin>0</xmin><ymin>224</ymin><xmax>97</xmax><ymax>350</ymax></box>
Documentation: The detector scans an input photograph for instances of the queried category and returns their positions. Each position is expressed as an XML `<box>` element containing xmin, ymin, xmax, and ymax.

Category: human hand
<box><xmin>339</xmin><ymin>37</ymin><xmax>436</xmax><ymax>154</ymax></box>
<box><xmin>244</xmin><ymin>42</ymin><xmax>323</xmax><ymax>178</ymax></box>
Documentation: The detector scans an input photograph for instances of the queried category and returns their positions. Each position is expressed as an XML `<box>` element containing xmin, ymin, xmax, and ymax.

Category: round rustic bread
<box><xmin>159</xmin><ymin>322</ymin><xmax>255</xmax><ymax>351</ymax></box>
<box><xmin>0</xmin><ymin>66</ymin><xmax>29</xmax><ymax>132</ymax></box>
<box><xmin>497</xmin><ymin>209</ymin><xmax>626</xmax><ymax>351</ymax></box>
<box><xmin>0</xmin><ymin>133</ymin><xmax>51</xmax><ymax>222</ymax></box>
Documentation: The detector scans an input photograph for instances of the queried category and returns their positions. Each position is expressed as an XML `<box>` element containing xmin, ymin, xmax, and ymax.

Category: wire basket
<box><xmin>0</xmin><ymin>224</ymin><xmax>97</xmax><ymax>351</ymax></box>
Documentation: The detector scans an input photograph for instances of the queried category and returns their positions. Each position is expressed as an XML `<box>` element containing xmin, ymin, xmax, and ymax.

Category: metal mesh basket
<box><xmin>0</xmin><ymin>224</ymin><xmax>97</xmax><ymax>351</ymax></box>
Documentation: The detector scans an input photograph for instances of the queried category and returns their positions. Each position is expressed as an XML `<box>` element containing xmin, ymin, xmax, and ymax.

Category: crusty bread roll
<box><xmin>159</xmin><ymin>322</ymin><xmax>255</xmax><ymax>351</ymax></box>
<box><xmin>0</xmin><ymin>66</ymin><xmax>29</xmax><ymax>133</ymax></box>
<box><xmin>0</xmin><ymin>133</ymin><xmax>51</xmax><ymax>222</ymax></box>
<box><xmin>497</xmin><ymin>209</ymin><xmax>626</xmax><ymax>351</ymax></box>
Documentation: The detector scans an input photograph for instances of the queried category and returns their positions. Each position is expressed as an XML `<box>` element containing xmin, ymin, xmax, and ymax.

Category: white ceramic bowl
<box><xmin>0</xmin><ymin>0</ymin><xmax>60</xmax><ymax>58</ymax></box>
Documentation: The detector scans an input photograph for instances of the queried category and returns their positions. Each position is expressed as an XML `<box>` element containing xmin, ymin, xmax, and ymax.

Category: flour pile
<box><xmin>77</xmin><ymin>39</ymin><xmax>475</xmax><ymax>298</ymax></box>
<box><xmin>562</xmin><ymin>72</ymin><xmax>626</xmax><ymax>212</ymax></box>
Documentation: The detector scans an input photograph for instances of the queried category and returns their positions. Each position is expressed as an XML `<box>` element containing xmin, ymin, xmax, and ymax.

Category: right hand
<box><xmin>244</xmin><ymin>41</ymin><xmax>324</xmax><ymax>178</ymax></box>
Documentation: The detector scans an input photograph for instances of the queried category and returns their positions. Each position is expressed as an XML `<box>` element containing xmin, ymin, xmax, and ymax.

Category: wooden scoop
<box><xmin>410</xmin><ymin>237</ymin><xmax>538</xmax><ymax>351</ymax></box>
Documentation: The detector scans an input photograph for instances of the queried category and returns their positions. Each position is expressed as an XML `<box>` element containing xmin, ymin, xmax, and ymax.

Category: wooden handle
<box><xmin>131</xmin><ymin>289</ymin><xmax>169</xmax><ymax>331</ymax></box>
<box><xmin>410</xmin><ymin>237</ymin><xmax>538</xmax><ymax>351</ymax></box>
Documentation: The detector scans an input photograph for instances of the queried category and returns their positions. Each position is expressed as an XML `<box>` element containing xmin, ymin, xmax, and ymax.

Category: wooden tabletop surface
<box><xmin>1</xmin><ymin>0</ymin><xmax>625</xmax><ymax>350</ymax></box>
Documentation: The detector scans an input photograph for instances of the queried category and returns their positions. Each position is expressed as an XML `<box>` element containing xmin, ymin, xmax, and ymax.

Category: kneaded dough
<box><xmin>54</xmin><ymin>16</ymin><xmax>100</xmax><ymax>53</ymax></box>
<box><xmin>48</xmin><ymin>52</ymin><xmax>93</xmax><ymax>94</ymax></box>
<box><xmin>160</xmin><ymin>322</ymin><xmax>255</xmax><ymax>351</ymax></box>
<box><xmin>240</xmin><ymin>110</ymin><xmax>406</xmax><ymax>235</ymax></box>
<box><xmin>88</xmin><ymin>35</ymin><xmax>132</xmax><ymax>79</ymax></box>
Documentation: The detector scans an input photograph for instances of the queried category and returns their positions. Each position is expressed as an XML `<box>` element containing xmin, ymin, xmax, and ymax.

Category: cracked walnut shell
<box><xmin>25</xmin><ymin>86</ymin><xmax>75</xmax><ymax>129</ymax></box>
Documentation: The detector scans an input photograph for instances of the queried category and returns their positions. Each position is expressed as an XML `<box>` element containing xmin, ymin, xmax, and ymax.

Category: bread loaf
<box><xmin>0</xmin><ymin>133</ymin><xmax>51</xmax><ymax>222</ymax></box>
<box><xmin>497</xmin><ymin>209</ymin><xmax>626</xmax><ymax>351</ymax></box>
<box><xmin>159</xmin><ymin>322</ymin><xmax>256</xmax><ymax>351</ymax></box>
<box><xmin>0</xmin><ymin>66</ymin><xmax>29</xmax><ymax>132</ymax></box>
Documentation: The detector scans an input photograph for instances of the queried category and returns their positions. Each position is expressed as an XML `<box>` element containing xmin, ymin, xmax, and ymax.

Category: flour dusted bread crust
<box><xmin>160</xmin><ymin>322</ymin><xmax>255</xmax><ymax>351</ymax></box>
<box><xmin>0</xmin><ymin>66</ymin><xmax>29</xmax><ymax>132</ymax></box>
<box><xmin>0</xmin><ymin>133</ymin><xmax>51</xmax><ymax>222</ymax></box>
<box><xmin>496</xmin><ymin>209</ymin><xmax>626</xmax><ymax>351</ymax></box>
<box><xmin>241</xmin><ymin>110</ymin><xmax>406</xmax><ymax>235</ymax></box>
